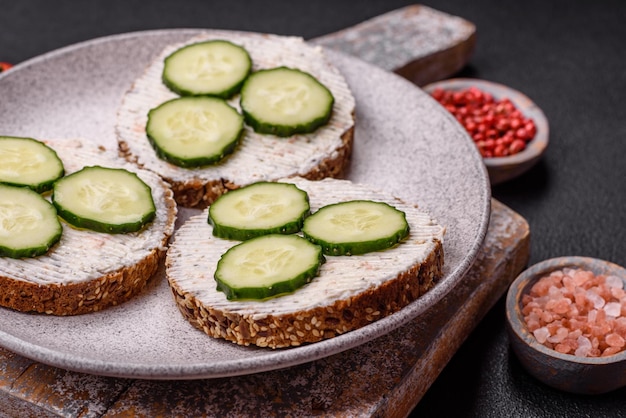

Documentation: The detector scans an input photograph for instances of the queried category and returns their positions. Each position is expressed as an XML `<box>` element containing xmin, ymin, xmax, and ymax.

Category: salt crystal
<box><xmin>562</xmin><ymin>275</ymin><xmax>575</xmax><ymax>291</ymax></box>
<box><xmin>610</xmin><ymin>287</ymin><xmax>626</xmax><ymax>299</ymax></box>
<box><xmin>546</xmin><ymin>322</ymin><xmax>560</xmax><ymax>335</ymax></box>
<box><xmin>521</xmin><ymin>304</ymin><xmax>535</xmax><ymax>316</ymax></box>
<box><xmin>575</xmin><ymin>335</ymin><xmax>592</xmax><ymax>357</ymax></box>
<box><xmin>533</xmin><ymin>326</ymin><xmax>550</xmax><ymax>344</ymax></box>
<box><xmin>602</xmin><ymin>346</ymin><xmax>622</xmax><ymax>357</ymax></box>
<box><xmin>551</xmin><ymin>270</ymin><xmax>565</xmax><ymax>279</ymax></box>
<box><xmin>555</xmin><ymin>343</ymin><xmax>571</xmax><ymax>354</ymax></box>
<box><xmin>521</xmin><ymin>268</ymin><xmax>626</xmax><ymax>357</ymax></box>
<box><xmin>568</xmin><ymin>328</ymin><xmax>582</xmax><ymax>339</ymax></box>
<box><xmin>586</xmin><ymin>289</ymin><xmax>606</xmax><ymax>309</ymax></box>
<box><xmin>574</xmin><ymin>290</ymin><xmax>587</xmax><ymax>307</ymax></box>
<box><xmin>525</xmin><ymin>318</ymin><xmax>541</xmax><ymax>332</ymax></box>
<box><xmin>614</xmin><ymin>317</ymin><xmax>626</xmax><ymax>336</ymax></box>
<box><xmin>569</xmin><ymin>318</ymin><xmax>585</xmax><ymax>331</ymax></box>
<box><xmin>591</xmin><ymin>336</ymin><xmax>600</xmax><ymax>349</ymax></box>
<box><xmin>573</xmin><ymin>269</ymin><xmax>592</xmax><ymax>286</ymax></box>
<box><xmin>547</xmin><ymin>327</ymin><xmax>568</xmax><ymax>343</ymax></box>
<box><xmin>552</xmin><ymin>298</ymin><xmax>571</xmax><ymax>314</ymax></box>
<box><xmin>531</xmin><ymin>280</ymin><xmax>550</xmax><ymax>297</ymax></box>
<box><xmin>526</xmin><ymin>311</ymin><xmax>540</xmax><ymax>323</ymax></box>
<box><xmin>563</xmin><ymin>279</ymin><xmax>574</xmax><ymax>290</ymax></box>
<box><xmin>605</xmin><ymin>302</ymin><xmax>622</xmax><ymax>317</ymax></box>
<box><xmin>606</xmin><ymin>333</ymin><xmax>625</xmax><ymax>348</ymax></box>
<box><xmin>591</xmin><ymin>324</ymin><xmax>608</xmax><ymax>338</ymax></box>
<box><xmin>548</xmin><ymin>285</ymin><xmax>561</xmax><ymax>298</ymax></box>
<box><xmin>540</xmin><ymin>311</ymin><xmax>554</xmax><ymax>323</ymax></box>
<box><xmin>605</xmin><ymin>275</ymin><xmax>624</xmax><ymax>289</ymax></box>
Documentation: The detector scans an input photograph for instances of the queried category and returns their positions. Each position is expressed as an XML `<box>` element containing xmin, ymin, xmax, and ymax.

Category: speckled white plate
<box><xmin>0</xmin><ymin>29</ymin><xmax>490</xmax><ymax>379</ymax></box>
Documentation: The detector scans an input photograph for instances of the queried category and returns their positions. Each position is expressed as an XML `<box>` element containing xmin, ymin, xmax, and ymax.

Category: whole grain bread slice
<box><xmin>0</xmin><ymin>138</ymin><xmax>177</xmax><ymax>315</ymax></box>
<box><xmin>116</xmin><ymin>31</ymin><xmax>356</xmax><ymax>209</ymax></box>
<box><xmin>166</xmin><ymin>177</ymin><xmax>445</xmax><ymax>348</ymax></box>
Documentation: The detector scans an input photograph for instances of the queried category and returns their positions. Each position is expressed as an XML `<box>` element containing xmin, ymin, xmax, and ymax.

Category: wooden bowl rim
<box><xmin>506</xmin><ymin>256</ymin><xmax>626</xmax><ymax>366</ymax></box>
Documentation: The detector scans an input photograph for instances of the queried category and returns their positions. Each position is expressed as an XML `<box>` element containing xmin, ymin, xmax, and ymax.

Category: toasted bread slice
<box><xmin>166</xmin><ymin>177</ymin><xmax>444</xmax><ymax>348</ymax></box>
<box><xmin>0</xmin><ymin>138</ymin><xmax>177</xmax><ymax>315</ymax></box>
<box><xmin>116</xmin><ymin>31</ymin><xmax>356</xmax><ymax>209</ymax></box>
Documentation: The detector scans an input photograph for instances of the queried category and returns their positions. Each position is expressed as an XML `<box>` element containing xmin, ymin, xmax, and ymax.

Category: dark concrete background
<box><xmin>2</xmin><ymin>1</ymin><xmax>625</xmax><ymax>416</ymax></box>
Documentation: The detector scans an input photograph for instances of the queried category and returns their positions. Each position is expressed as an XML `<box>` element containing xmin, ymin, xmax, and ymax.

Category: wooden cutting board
<box><xmin>0</xmin><ymin>5</ymin><xmax>529</xmax><ymax>417</ymax></box>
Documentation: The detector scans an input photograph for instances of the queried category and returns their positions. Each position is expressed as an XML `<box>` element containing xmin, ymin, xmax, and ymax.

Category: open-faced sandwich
<box><xmin>116</xmin><ymin>31</ymin><xmax>355</xmax><ymax>208</ymax></box>
<box><xmin>166</xmin><ymin>177</ymin><xmax>444</xmax><ymax>348</ymax></box>
<box><xmin>0</xmin><ymin>136</ymin><xmax>177</xmax><ymax>315</ymax></box>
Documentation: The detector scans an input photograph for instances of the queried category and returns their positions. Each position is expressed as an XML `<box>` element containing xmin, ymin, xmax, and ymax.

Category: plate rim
<box><xmin>0</xmin><ymin>28</ymin><xmax>491</xmax><ymax>379</ymax></box>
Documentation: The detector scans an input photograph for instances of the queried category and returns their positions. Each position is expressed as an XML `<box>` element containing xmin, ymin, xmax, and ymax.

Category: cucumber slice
<box><xmin>0</xmin><ymin>136</ymin><xmax>64</xmax><ymax>193</ymax></box>
<box><xmin>52</xmin><ymin>166</ymin><xmax>156</xmax><ymax>234</ymax></box>
<box><xmin>163</xmin><ymin>40</ymin><xmax>252</xmax><ymax>98</ymax></box>
<box><xmin>0</xmin><ymin>184</ymin><xmax>62</xmax><ymax>258</ymax></box>
<box><xmin>208</xmin><ymin>182</ymin><xmax>310</xmax><ymax>240</ymax></box>
<box><xmin>214</xmin><ymin>234</ymin><xmax>324</xmax><ymax>300</ymax></box>
<box><xmin>240</xmin><ymin>67</ymin><xmax>334</xmax><ymax>137</ymax></box>
<box><xmin>146</xmin><ymin>96</ymin><xmax>244</xmax><ymax>168</ymax></box>
<box><xmin>302</xmin><ymin>200</ymin><xmax>410</xmax><ymax>256</ymax></box>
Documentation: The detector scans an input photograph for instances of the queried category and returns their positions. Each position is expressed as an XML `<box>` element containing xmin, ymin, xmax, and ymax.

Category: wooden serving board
<box><xmin>0</xmin><ymin>5</ymin><xmax>529</xmax><ymax>417</ymax></box>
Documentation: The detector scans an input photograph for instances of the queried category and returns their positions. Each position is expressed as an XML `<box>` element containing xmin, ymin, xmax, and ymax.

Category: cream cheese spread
<box><xmin>166</xmin><ymin>177</ymin><xmax>444</xmax><ymax>319</ymax></box>
<box><xmin>116</xmin><ymin>31</ymin><xmax>355</xmax><ymax>187</ymax></box>
<box><xmin>1</xmin><ymin>138</ymin><xmax>176</xmax><ymax>285</ymax></box>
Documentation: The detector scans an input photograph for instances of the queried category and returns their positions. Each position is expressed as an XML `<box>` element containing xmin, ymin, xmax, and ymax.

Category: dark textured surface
<box><xmin>2</xmin><ymin>0</ymin><xmax>626</xmax><ymax>416</ymax></box>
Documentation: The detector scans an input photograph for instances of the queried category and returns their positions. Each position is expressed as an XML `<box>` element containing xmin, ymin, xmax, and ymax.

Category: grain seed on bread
<box><xmin>166</xmin><ymin>177</ymin><xmax>444</xmax><ymax>348</ymax></box>
<box><xmin>0</xmin><ymin>138</ymin><xmax>177</xmax><ymax>315</ymax></box>
<box><xmin>116</xmin><ymin>31</ymin><xmax>356</xmax><ymax>208</ymax></box>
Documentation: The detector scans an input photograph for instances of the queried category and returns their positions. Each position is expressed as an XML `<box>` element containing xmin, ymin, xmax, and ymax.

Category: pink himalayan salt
<box><xmin>606</xmin><ymin>333</ymin><xmax>625</xmax><ymax>348</ymax></box>
<box><xmin>522</xmin><ymin>268</ymin><xmax>626</xmax><ymax>357</ymax></box>
<box><xmin>575</xmin><ymin>335</ymin><xmax>592</xmax><ymax>357</ymax></box>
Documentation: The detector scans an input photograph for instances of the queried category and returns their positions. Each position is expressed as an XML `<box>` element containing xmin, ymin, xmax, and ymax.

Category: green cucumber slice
<box><xmin>52</xmin><ymin>166</ymin><xmax>156</xmax><ymax>234</ymax></box>
<box><xmin>163</xmin><ymin>40</ymin><xmax>252</xmax><ymax>98</ymax></box>
<box><xmin>240</xmin><ymin>67</ymin><xmax>334</xmax><ymax>137</ymax></box>
<box><xmin>302</xmin><ymin>200</ymin><xmax>410</xmax><ymax>256</ymax></box>
<box><xmin>146</xmin><ymin>96</ymin><xmax>244</xmax><ymax>168</ymax></box>
<box><xmin>0</xmin><ymin>136</ymin><xmax>64</xmax><ymax>193</ymax></box>
<box><xmin>0</xmin><ymin>184</ymin><xmax>62</xmax><ymax>258</ymax></box>
<box><xmin>214</xmin><ymin>234</ymin><xmax>324</xmax><ymax>300</ymax></box>
<box><xmin>208</xmin><ymin>182</ymin><xmax>310</xmax><ymax>240</ymax></box>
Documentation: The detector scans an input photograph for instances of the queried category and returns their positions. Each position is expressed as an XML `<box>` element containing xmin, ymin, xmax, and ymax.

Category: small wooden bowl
<box><xmin>506</xmin><ymin>256</ymin><xmax>626</xmax><ymax>394</ymax></box>
<box><xmin>423</xmin><ymin>78</ymin><xmax>549</xmax><ymax>185</ymax></box>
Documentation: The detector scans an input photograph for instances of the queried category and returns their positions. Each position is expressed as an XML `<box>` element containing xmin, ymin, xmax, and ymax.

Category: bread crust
<box><xmin>165</xmin><ymin>177</ymin><xmax>445</xmax><ymax>348</ymax></box>
<box><xmin>169</xmin><ymin>239</ymin><xmax>443</xmax><ymax>348</ymax></box>
<box><xmin>0</xmin><ymin>245</ymin><xmax>164</xmax><ymax>315</ymax></box>
<box><xmin>116</xmin><ymin>32</ymin><xmax>356</xmax><ymax>209</ymax></box>
<box><xmin>0</xmin><ymin>139</ymin><xmax>178</xmax><ymax>316</ymax></box>
<box><xmin>119</xmin><ymin>122</ymin><xmax>354</xmax><ymax>208</ymax></box>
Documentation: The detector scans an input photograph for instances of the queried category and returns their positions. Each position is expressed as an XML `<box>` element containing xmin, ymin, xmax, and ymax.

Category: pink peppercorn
<box><xmin>0</xmin><ymin>62</ymin><xmax>12</xmax><ymax>73</ymax></box>
<box><xmin>431</xmin><ymin>86</ymin><xmax>537</xmax><ymax>158</ymax></box>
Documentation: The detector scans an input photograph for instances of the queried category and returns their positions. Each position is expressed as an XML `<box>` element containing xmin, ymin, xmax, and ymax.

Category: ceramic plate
<box><xmin>0</xmin><ymin>29</ymin><xmax>490</xmax><ymax>379</ymax></box>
